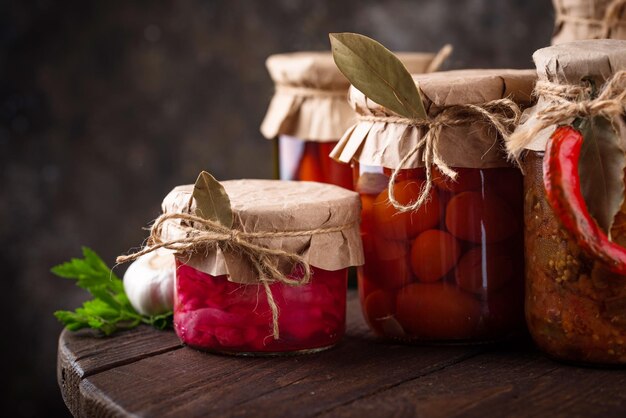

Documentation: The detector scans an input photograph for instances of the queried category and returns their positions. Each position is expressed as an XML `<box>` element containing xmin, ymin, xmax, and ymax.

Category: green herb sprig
<box><xmin>53</xmin><ymin>247</ymin><xmax>172</xmax><ymax>335</ymax></box>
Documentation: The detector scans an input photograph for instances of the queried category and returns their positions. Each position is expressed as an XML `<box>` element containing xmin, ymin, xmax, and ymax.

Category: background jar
<box><xmin>513</xmin><ymin>40</ymin><xmax>626</xmax><ymax>365</ymax></box>
<box><xmin>159</xmin><ymin>180</ymin><xmax>363</xmax><ymax>355</ymax></box>
<box><xmin>332</xmin><ymin>69</ymin><xmax>536</xmax><ymax>342</ymax></box>
<box><xmin>551</xmin><ymin>0</ymin><xmax>626</xmax><ymax>45</ymax></box>
<box><xmin>260</xmin><ymin>50</ymin><xmax>450</xmax><ymax>189</ymax></box>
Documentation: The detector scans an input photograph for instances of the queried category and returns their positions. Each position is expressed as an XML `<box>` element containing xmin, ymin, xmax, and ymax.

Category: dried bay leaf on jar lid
<box><xmin>331</xmin><ymin>69</ymin><xmax>536</xmax><ymax>170</ymax></box>
<box><xmin>160</xmin><ymin>179</ymin><xmax>364</xmax><ymax>284</ymax></box>
<box><xmin>260</xmin><ymin>50</ymin><xmax>450</xmax><ymax>142</ymax></box>
<box><xmin>191</xmin><ymin>171</ymin><xmax>233</xmax><ymax>228</ymax></box>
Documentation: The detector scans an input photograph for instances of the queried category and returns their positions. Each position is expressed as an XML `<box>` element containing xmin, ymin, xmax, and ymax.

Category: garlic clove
<box><xmin>123</xmin><ymin>249</ymin><xmax>175</xmax><ymax>316</ymax></box>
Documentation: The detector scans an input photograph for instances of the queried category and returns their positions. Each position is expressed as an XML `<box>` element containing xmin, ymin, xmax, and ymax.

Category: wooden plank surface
<box><xmin>57</xmin><ymin>292</ymin><xmax>626</xmax><ymax>418</ymax></box>
<box><xmin>57</xmin><ymin>323</ymin><xmax>183</xmax><ymax>415</ymax></box>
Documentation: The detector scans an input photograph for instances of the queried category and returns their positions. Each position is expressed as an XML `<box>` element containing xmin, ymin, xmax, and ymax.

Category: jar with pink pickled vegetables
<box><xmin>158</xmin><ymin>174</ymin><xmax>363</xmax><ymax>355</ymax></box>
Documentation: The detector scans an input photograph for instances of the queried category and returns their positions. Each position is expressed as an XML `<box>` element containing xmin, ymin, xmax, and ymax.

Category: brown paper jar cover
<box><xmin>260</xmin><ymin>51</ymin><xmax>447</xmax><ymax>142</ymax></box>
<box><xmin>330</xmin><ymin>69</ymin><xmax>536</xmax><ymax>170</ymax></box>
<box><xmin>159</xmin><ymin>179</ymin><xmax>364</xmax><ymax>284</ymax></box>
<box><xmin>513</xmin><ymin>39</ymin><xmax>626</xmax><ymax>153</ymax></box>
<box><xmin>552</xmin><ymin>0</ymin><xmax>626</xmax><ymax>45</ymax></box>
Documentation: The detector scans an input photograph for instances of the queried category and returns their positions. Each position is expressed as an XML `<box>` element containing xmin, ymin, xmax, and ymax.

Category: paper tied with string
<box><xmin>330</xmin><ymin>69</ymin><xmax>536</xmax><ymax>172</ymax></box>
<box><xmin>552</xmin><ymin>0</ymin><xmax>626</xmax><ymax>45</ymax></box>
<box><xmin>260</xmin><ymin>48</ymin><xmax>452</xmax><ymax>141</ymax></box>
<box><xmin>159</xmin><ymin>178</ymin><xmax>363</xmax><ymax>284</ymax></box>
<box><xmin>509</xmin><ymin>40</ymin><xmax>626</xmax><ymax>156</ymax></box>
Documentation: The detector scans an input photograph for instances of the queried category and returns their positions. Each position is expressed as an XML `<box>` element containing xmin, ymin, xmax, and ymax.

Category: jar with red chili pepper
<box><xmin>260</xmin><ymin>50</ymin><xmax>450</xmax><ymax>189</ymax></box>
<box><xmin>155</xmin><ymin>175</ymin><xmax>363</xmax><ymax>355</ymax></box>
<box><xmin>509</xmin><ymin>40</ymin><xmax>626</xmax><ymax>365</ymax></box>
<box><xmin>332</xmin><ymin>69</ymin><xmax>536</xmax><ymax>342</ymax></box>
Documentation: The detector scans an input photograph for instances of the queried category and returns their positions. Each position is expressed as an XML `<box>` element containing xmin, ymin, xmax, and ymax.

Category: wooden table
<box><xmin>58</xmin><ymin>292</ymin><xmax>626</xmax><ymax>417</ymax></box>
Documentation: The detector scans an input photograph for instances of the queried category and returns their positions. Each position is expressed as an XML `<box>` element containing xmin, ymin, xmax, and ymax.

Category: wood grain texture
<box><xmin>320</xmin><ymin>340</ymin><xmax>626</xmax><ymax>418</ymax></box>
<box><xmin>57</xmin><ymin>292</ymin><xmax>626</xmax><ymax>418</ymax></box>
<box><xmin>57</xmin><ymin>325</ymin><xmax>182</xmax><ymax>416</ymax></box>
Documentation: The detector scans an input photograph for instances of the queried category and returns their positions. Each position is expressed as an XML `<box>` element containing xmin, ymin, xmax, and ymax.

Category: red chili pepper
<box><xmin>543</xmin><ymin>125</ymin><xmax>626</xmax><ymax>275</ymax></box>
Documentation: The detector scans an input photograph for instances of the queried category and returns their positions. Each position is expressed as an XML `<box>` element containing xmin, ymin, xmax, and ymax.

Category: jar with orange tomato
<box><xmin>332</xmin><ymin>68</ymin><xmax>536</xmax><ymax>342</ymax></box>
<box><xmin>260</xmin><ymin>50</ymin><xmax>450</xmax><ymax>189</ymax></box>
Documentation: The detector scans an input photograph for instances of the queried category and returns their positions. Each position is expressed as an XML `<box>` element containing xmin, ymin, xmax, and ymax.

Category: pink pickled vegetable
<box><xmin>173</xmin><ymin>262</ymin><xmax>347</xmax><ymax>353</ymax></box>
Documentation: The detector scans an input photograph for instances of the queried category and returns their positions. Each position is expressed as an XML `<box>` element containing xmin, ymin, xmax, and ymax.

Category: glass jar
<box><xmin>523</xmin><ymin>151</ymin><xmax>626</xmax><ymax>364</ymax></box>
<box><xmin>174</xmin><ymin>261</ymin><xmax>348</xmax><ymax>355</ymax></box>
<box><xmin>332</xmin><ymin>69</ymin><xmax>536</xmax><ymax>342</ymax></box>
<box><xmin>356</xmin><ymin>164</ymin><xmax>525</xmax><ymax>342</ymax></box>
<box><xmin>551</xmin><ymin>0</ymin><xmax>626</xmax><ymax>45</ymax></box>
<box><xmin>261</xmin><ymin>51</ymin><xmax>449</xmax><ymax>190</ymax></box>
<box><xmin>278</xmin><ymin>135</ymin><xmax>353</xmax><ymax>189</ymax></box>
<box><xmin>506</xmin><ymin>40</ymin><xmax>626</xmax><ymax>365</ymax></box>
<box><xmin>157</xmin><ymin>179</ymin><xmax>363</xmax><ymax>356</ymax></box>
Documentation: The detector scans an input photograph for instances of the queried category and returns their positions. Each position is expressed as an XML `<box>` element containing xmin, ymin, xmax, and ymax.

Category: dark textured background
<box><xmin>1</xmin><ymin>0</ymin><xmax>553</xmax><ymax>416</ymax></box>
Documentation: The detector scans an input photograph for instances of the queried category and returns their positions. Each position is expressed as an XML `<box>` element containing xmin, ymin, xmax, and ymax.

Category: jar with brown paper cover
<box><xmin>552</xmin><ymin>0</ymin><xmax>626</xmax><ymax>44</ymax></box>
<box><xmin>332</xmin><ymin>69</ymin><xmax>536</xmax><ymax>343</ymax></box>
<box><xmin>260</xmin><ymin>48</ymin><xmax>451</xmax><ymax>189</ymax></box>
<box><xmin>124</xmin><ymin>174</ymin><xmax>364</xmax><ymax>355</ymax></box>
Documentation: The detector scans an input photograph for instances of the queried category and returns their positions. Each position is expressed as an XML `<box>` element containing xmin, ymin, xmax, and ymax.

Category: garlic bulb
<box><xmin>123</xmin><ymin>249</ymin><xmax>175</xmax><ymax>316</ymax></box>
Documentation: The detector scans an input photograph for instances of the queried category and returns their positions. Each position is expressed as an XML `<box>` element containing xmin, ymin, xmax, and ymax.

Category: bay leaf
<box><xmin>192</xmin><ymin>171</ymin><xmax>233</xmax><ymax>228</ymax></box>
<box><xmin>578</xmin><ymin>116</ymin><xmax>626</xmax><ymax>234</ymax></box>
<box><xmin>329</xmin><ymin>32</ymin><xmax>427</xmax><ymax>120</ymax></box>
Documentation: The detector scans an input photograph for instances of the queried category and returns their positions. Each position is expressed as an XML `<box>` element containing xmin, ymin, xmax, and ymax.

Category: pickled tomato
<box><xmin>446</xmin><ymin>191</ymin><xmax>517</xmax><ymax>244</ymax></box>
<box><xmin>373</xmin><ymin>179</ymin><xmax>440</xmax><ymax>239</ymax></box>
<box><xmin>357</xmin><ymin>165</ymin><xmax>525</xmax><ymax>342</ymax></box>
<box><xmin>395</xmin><ymin>283</ymin><xmax>481</xmax><ymax>339</ymax></box>
<box><xmin>410</xmin><ymin>230</ymin><xmax>461</xmax><ymax>282</ymax></box>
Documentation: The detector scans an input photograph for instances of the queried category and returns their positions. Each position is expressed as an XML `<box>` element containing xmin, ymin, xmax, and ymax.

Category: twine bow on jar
<box><xmin>507</xmin><ymin>70</ymin><xmax>626</xmax><ymax>161</ymax></box>
<box><xmin>117</xmin><ymin>212</ymin><xmax>355</xmax><ymax>339</ymax></box>
<box><xmin>358</xmin><ymin>99</ymin><xmax>522</xmax><ymax>212</ymax></box>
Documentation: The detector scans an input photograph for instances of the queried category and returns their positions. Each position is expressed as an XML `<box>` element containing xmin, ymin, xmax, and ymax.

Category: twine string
<box><xmin>117</xmin><ymin>212</ymin><xmax>355</xmax><ymax>339</ymax></box>
<box><xmin>507</xmin><ymin>70</ymin><xmax>626</xmax><ymax>160</ymax></box>
<box><xmin>425</xmin><ymin>44</ymin><xmax>454</xmax><ymax>73</ymax></box>
<box><xmin>358</xmin><ymin>98</ymin><xmax>521</xmax><ymax>212</ymax></box>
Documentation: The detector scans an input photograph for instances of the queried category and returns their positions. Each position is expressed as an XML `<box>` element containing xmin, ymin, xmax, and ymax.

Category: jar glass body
<box><xmin>524</xmin><ymin>151</ymin><xmax>626</xmax><ymax>365</ymax></box>
<box><xmin>356</xmin><ymin>163</ymin><xmax>525</xmax><ymax>342</ymax></box>
<box><xmin>173</xmin><ymin>261</ymin><xmax>347</xmax><ymax>355</ymax></box>
<box><xmin>278</xmin><ymin>135</ymin><xmax>353</xmax><ymax>189</ymax></box>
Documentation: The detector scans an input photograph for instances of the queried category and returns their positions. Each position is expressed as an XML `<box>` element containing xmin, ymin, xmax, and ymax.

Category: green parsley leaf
<box><xmin>52</xmin><ymin>247</ymin><xmax>173</xmax><ymax>335</ymax></box>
